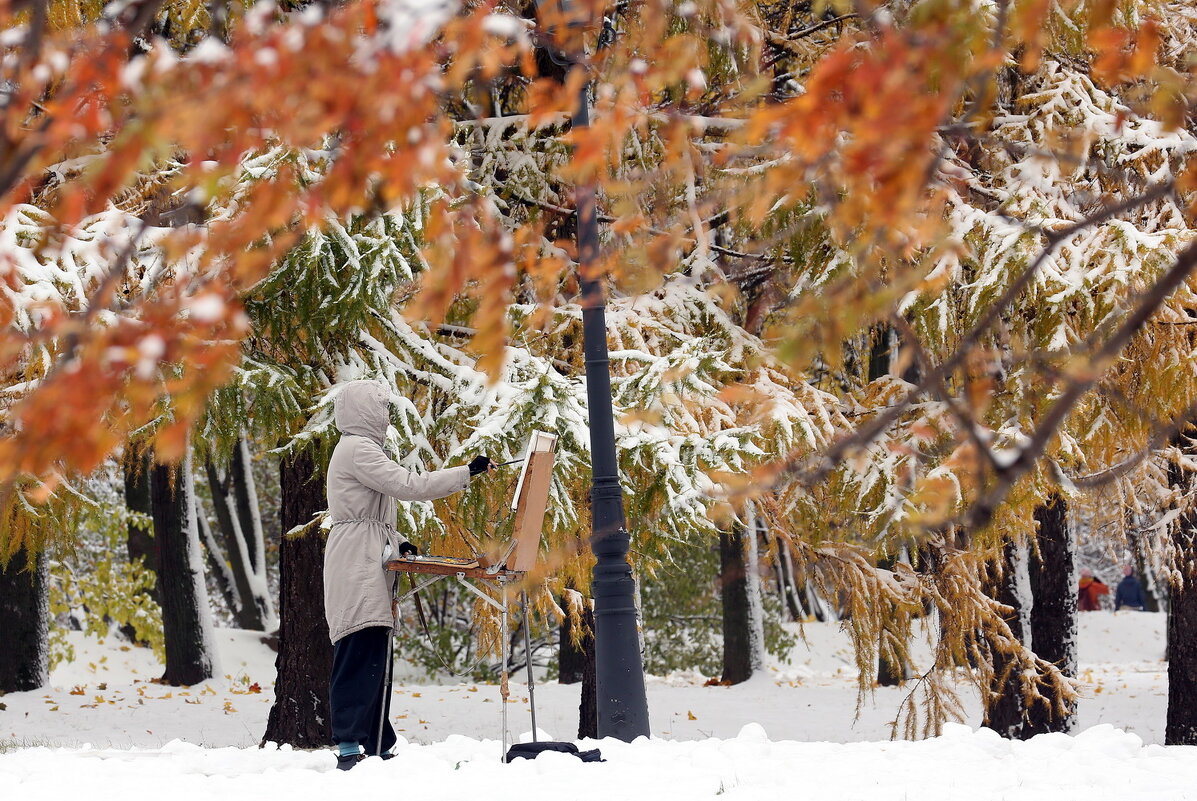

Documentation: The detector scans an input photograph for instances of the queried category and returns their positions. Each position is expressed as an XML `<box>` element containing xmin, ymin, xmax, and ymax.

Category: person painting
<box><xmin>1078</xmin><ymin>567</ymin><xmax>1110</xmax><ymax>612</ymax></box>
<box><xmin>323</xmin><ymin>380</ymin><xmax>495</xmax><ymax>770</ymax></box>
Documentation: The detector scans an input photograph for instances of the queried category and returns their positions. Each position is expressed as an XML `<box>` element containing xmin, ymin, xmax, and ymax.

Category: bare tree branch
<box><xmin>890</xmin><ymin>314</ymin><xmax>1003</xmax><ymax>476</ymax></box>
<box><xmin>968</xmin><ymin>237</ymin><xmax>1197</xmax><ymax>526</ymax></box>
<box><xmin>778</xmin><ymin>178</ymin><xmax>1178</xmax><ymax>490</ymax></box>
<box><xmin>763</xmin><ymin>14</ymin><xmax>858</xmax><ymax>57</ymax></box>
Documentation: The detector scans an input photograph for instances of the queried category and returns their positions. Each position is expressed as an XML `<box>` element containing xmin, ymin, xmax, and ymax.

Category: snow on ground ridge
<box><xmin>5</xmin><ymin>723</ymin><xmax>1197</xmax><ymax>801</ymax></box>
<box><xmin>1</xmin><ymin>613</ymin><xmax>1192</xmax><ymax>799</ymax></box>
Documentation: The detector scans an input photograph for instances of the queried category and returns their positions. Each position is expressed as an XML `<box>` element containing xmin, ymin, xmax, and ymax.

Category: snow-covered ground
<box><xmin>2</xmin><ymin>611</ymin><xmax>1192</xmax><ymax>800</ymax></box>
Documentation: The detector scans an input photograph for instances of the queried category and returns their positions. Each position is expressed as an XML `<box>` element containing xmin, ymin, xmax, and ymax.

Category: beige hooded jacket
<box><xmin>323</xmin><ymin>380</ymin><xmax>470</xmax><ymax>643</ymax></box>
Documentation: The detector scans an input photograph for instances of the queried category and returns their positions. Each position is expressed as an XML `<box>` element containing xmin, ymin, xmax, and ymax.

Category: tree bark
<box><xmin>152</xmin><ymin>459</ymin><xmax>217</xmax><ymax>686</ymax></box>
<box><xmin>204</xmin><ymin>458</ymin><xmax>266</xmax><ymax>630</ymax></box>
<box><xmin>1166</xmin><ymin>564</ymin><xmax>1197</xmax><ymax>744</ymax></box>
<box><xmin>577</xmin><ymin>603</ymin><xmax>598</xmax><ymax>740</ymax></box>
<box><xmin>774</xmin><ymin>542</ymin><xmax>808</xmax><ymax>621</ymax></box>
<box><xmin>720</xmin><ymin>523</ymin><xmax>752</xmax><ymax>685</ymax></box>
<box><xmin>744</xmin><ymin>512</ymin><xmax>767</xmax><ymax>674</ymax></box>
<box><xmin>982</xmin><ymin>540</ymin><xmax>1027</xmax><ymax>738</ymax></box>
<box><xmin>231</xmin><ymin>438</ymin><xmax>266</xmax><ymax>576</ymax></box>
<box><xmin>197</xmin><ymin>499</ymin><xmax>240</xmax><ymax>614</ymax></box>
<box><xmin>876</xmin><ymin>553</ymin><xmax>911</xmax><ymax>686</ymax></box>
<box><xmin>1127</xmin><ymin>526</ymin><xmax>1160</xmax><ymax>613</ymax></box>
<box><xmin>120</xmin><ymin>444</ymin><xmax>157</xmax><ymax>645</ymax></box>
<box><xmin>558</xmin><ymin>586</ymin><xmax>586</xmax><ymax>685</ymax></box>
<box><xmin>0</xmin><ymin>547</ymin><xmax>48</xmax><ymax>692</ymax></box>
<box><xmin>1166</xmin><ymin>452</ymin><xmax>1197</xmax><ymax>745</ymax></box>
<box><xmin>871</xmin><ymin>329</ymin><xmax>912</xmax><ymax>686</ymax></box>
<box><xmin>263</xmin><ymin>448</ymin><xmax>333</xmax><ymax>748</ymax></box>
<box><xmin>123</xmin><ymin>446</ymin><xmax>156</xmax><ymax>586</ymax></box>
<box><xmin>1026</xmin><ymin>495</ymin><xmax>1077</xmax><ymax>735</ymax></box>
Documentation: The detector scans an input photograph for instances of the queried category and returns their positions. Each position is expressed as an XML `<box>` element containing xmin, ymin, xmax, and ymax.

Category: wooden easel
<box><xmin>385</xmin><ymin>437</ymin><xmax>556</xmax><ymax>760</ymax></box>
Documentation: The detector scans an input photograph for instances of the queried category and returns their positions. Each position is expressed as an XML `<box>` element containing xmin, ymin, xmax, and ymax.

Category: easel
<box><xmin>385</xmin><ymin>436</ymin><xmax>556</xmax><ymax>760</ymax></box>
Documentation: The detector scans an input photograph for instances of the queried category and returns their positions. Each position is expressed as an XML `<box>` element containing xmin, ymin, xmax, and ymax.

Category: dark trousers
<box><xmin>329</xmin><ymin>626</ymin><xmax>396</xmax><ymax>755</ymax></box>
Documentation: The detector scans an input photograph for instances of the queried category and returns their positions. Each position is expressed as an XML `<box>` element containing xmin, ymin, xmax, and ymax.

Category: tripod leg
<box><xmin>521</xmin><ymin>590</ymin><xmax>538</xmax><ymax>743</ymax></box>
<box><xmin>377</xmin><ymin>578</ymin><xmax>399</xmax><ymax>757</ymax></box>
<box><xmin>500</xmin><ymin>578</ymin><xmax>509</xmax><ymax>762</ymax></box>
<box><xmin>376</xmin><ymin>632</ymin><xmax>395</xmax><ymax>756</ymax></box>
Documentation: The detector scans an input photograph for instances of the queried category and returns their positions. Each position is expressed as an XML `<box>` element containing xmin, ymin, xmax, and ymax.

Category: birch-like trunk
<box><xmin>204</xmin><ymin>458</ymin><xmax>266</xmax><ymax>630</ymax></box>
<box><xmin>233</xmin><ymin>438</ymin><xmax>276</xmax><ymax>628</ymax></box>
<box><xmin>197</xmin><ymin>495</ymin><xmax>241</xmax><ymax>614</ymax></box>
<box><xmin>982</xmin><ymin>540</ymin><xmax>1028</xmax><ymax>738</ymax></box>
<box><xmin>201</xmin><ymin>438</ymin><xmax>274</xmax><ymax>631</ymax></box>
<box><xmin>745</xmin><ymin>509</ymin><xmax>766</xmax><ymax>674</ymax></box>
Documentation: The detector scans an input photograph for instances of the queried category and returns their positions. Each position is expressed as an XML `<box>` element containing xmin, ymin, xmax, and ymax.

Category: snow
<box><xmin>1</xmin><ymin>612</ymin><xmax>1188</xmax><ymax>800</ymax></box>
<box><xmin>4</xmin><ymin>721</ymin><xmax>1197</xmax><ymax>801</ymax></box>
<box><xmin>187</xmin><ymin>38</ymin><xmax>231</xmax><ymax>65</ymax></box>
<box><xmin>372</xmin><ymin>0</ymin><xmax>458</xmax><ymax>54</ymax></box>
<box><xmin>481</xmin><ymin>13</ymin><xmax>525</xmax><ymax>39</ymax></box>
<box><xmin>7</xmin><ymin>614</ymin><xmax>1161</xmax><ymax>742</ymax></box>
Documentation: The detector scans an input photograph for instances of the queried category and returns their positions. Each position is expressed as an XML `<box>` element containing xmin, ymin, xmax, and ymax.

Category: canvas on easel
<box><xmin>508</xmin><ymin>430</ymin><xmax>557</xmax><ymax>573</ymax></box>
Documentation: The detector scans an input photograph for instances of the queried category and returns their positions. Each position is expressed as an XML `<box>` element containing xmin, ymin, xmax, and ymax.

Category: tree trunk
<box><xmin>720</xmin><ymin>523</ymin><xmax>752</xmax><ymax>685</ymax></box>
<box><xmin>231</xmin><ymin>438</ymin><xmax>266</xmax><ymax>577</ymax></box>
<box><xmin>1026</xmin><ymin>495</ymin><xmax>1077</xmax><ymax>735</ymax></box>
<box><xmin>152</xmin><ymin>458</ymin><xmax>217</xmax><ymax>686</ymax></box>
<box><xmin>1166</xmin><ymin>566</ymin><xmax>1197</xmax><ymax>744</ymax></box>
<box><xmin>870</xmin><ymin>330</ymin><xmax>913</xmax><ymax>686</ymax></box>
<box><xmin>876</xmin><ymin>649</ymin><xmax>903</xmax><ymax>686</ymax></box>
<box><xmin>204</xmin><ymin>458</ymin><xmax>267</xmax><ymax>630</ymax></box>
<box><xmin>577</xmin><ymin>602</ymin><xmax>598</xmax><ymax>740</ymax></box>
<box><xmin>876</xmin><ymin>553</ymin><xmax>911</xmax><ymax>686</ymax></box>
<box><xmin>1166</xmin><ymin>452</ymin><xmax>1197</xmax><ymax>744</ymax></box>
<box><xmin>198</xmin><ymin>498</ymin><xmax>240</xmax><ymax>614</ymax></box>
<box><xmin>1127</xmin><ymin>526</ymin><xmax>1161</xmax><ymax>613</ymax></box>
<box><xmin>982</xmin><ymin>540</ymin><xmax>1027</xmax><ymax>738</ymax></box>
<box><xmin>773</xmin><ymin>541</ymin><xmax>808</xmax><ymax>621</ymax></box>
<box><xmin>120</xmin><ymin>445</ymin><xmax>157</xmax><ymax>645</ymax></box>
<box><xmin>263</xmin><ymin>448</ymin><xmax>333</xmax><ymax>748</ymax></box>
<box><xmin>0</xmin><ymin>547</ymin><xmax>48</xmax><ymax>692</ymax></box>
<box><xmin>123</xmin><ymin>446</ymin><xmax>156</xmax><ymax>587</ymax></box>
<box><xmin>558</xmin><ymin>586</ymin><xmax>586</xmax><ymax>685</ymax></box>
<box><xmin>744</xmin><ymin>512</ymin><xmax>767</xmax><ymax>674</ymax></box>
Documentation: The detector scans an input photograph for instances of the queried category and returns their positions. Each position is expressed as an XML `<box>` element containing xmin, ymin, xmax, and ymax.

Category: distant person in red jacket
<box><xmin>1078</xmin><ymin>568</ymin><xmax>1110</xmax><ymax>611</ymax></box>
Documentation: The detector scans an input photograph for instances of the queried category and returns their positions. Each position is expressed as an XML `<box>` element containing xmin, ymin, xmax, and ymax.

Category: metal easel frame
<box><xmin>382</xmin><ymin>441</ymin><xmax>554</xmax><ymax>761</ymax></box>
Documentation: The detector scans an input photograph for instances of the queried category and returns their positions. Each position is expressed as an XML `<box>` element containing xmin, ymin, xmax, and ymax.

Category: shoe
<box><xmin>336</xmin><ymin>753</ymin><xmax>366</xmax><ymax>771</ymax></box>
<box><xmin>381</xmin><ymin>752</ymin><xmax>396</xmax><ymax>761</ymax></box>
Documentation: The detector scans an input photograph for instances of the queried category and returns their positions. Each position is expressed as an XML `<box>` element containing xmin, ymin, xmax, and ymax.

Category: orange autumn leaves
<box><xmin>0</xmin><ymin>0</ymin><xmax>503</xmax><ymax>500</ymax></box>
<box><xmin>0</xmin><ymin>0</ymin><xmax>1186</xmax><ymax>523</ymax></box>
<box><xmin>746</xmin><ymin>25</ymin><xmax>960</xmax><ymax>244</ymax></box>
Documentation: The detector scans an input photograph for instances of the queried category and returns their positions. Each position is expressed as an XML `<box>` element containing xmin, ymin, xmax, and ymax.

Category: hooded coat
<box><xmin>323</xmin><ymin>380</ymin><xmax>470</xmax><ymax>643</ymax></box>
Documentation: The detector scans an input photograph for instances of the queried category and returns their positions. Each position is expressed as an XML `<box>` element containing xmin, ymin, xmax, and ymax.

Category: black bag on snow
<box><xmin>504</xmin><ymin>741</ymin><xmax>604</xmax><ymax>763</ymax></box>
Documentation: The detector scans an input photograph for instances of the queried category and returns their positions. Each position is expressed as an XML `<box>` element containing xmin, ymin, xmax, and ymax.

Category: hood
<box><xmin>334</xmin><ymin>380</ymin><xmax>390</xmax><ymax>444</ymax></box>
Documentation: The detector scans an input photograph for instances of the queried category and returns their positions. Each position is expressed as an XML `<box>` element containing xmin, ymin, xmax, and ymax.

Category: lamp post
<box><xmin>561</xmin><ymin>3</ymin><xmax>650</xmax><ymax>743</ymax></box>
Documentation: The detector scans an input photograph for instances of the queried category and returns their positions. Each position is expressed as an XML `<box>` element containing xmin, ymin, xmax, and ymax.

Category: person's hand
<box><xmin>468</xmin><ymin>456</ymin><xmax>496</xmax><ymax>477</ymax></box>
<box><xmin>398</xmin><ymin>541</ymin><xmax>419</xmax><ymax>558</ymax></box>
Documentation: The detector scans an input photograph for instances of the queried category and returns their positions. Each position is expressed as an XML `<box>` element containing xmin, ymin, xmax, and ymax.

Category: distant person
<box><xmin>1078</xmin><ymin>567</ymin><xmax>1110</xmax><ymax>611</ymax></box>
<box><xmin>1115</xmin><ymin>565</ymin><xmax>1147</xmax><ymax>611</ymax></box>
